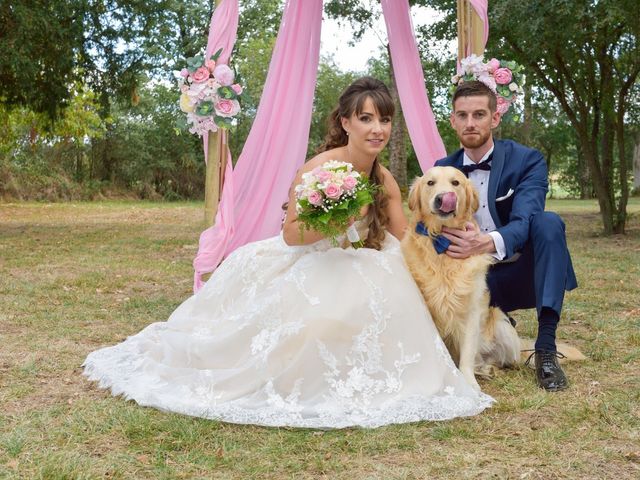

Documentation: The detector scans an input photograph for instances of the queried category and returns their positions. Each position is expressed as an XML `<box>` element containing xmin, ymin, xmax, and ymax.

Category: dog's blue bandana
<box><xmin>415</xmin><ymin>221</ymin><xmax>451</xmax><ymax>254</ymax></box>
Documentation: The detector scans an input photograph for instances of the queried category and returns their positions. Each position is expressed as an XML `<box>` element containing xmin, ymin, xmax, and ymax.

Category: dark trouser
<box><xmin>487</xmin><ymin>212</ymin><xmax>578</xmax><ymax>317</ymax></box>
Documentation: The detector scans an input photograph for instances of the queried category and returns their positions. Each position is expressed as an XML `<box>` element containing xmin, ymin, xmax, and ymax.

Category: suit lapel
<box><xmin>452</xmin><ymin>148</ymin><xmax>464</xmax><ymax>169</ymax></box>
<box><xmin>488</xmin><ymin>140</ymin><xmax>504</xmax><ymax>228</ymax></box>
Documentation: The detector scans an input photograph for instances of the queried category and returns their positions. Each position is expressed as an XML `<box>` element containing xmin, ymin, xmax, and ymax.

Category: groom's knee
<box><xmin>530</xmin><ymin>212</ymin><xmax>566</xmax><ymax>244</ymax></box>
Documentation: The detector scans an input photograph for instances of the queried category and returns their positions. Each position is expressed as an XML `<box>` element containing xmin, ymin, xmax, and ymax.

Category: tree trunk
<box><xmin>578</xmin><ymin>158</ymin><xmax>591</xmax><ymax>199</ymax></box>
<box><xmin>613</xmin><ymin>96</ymin><xmax>629</xmax><ymax>234</ymax></box>
<box><xmin>581</xmin><ymin>134</ymin><xmax>614</xmax><ymax>234</ymax></box>
<box><xmin>546</xmin><ymin>152</ymin><xmax>553</xmax><ymax>199</ymax></box>
<box><xmin>633</xmin><ymin>131</ymin><xmax>640</xmax><ymax>194</ymax></box>
<box><xmin>387</xmin><ymin>45</ymin><xmax>407</xmax><ymax>191</ymax></box>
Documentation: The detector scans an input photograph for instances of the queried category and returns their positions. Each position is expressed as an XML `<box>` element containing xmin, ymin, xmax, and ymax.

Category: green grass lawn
<box><xmin>1</xmin><ymin>199</ymin><xmax>639</xmax><ymax>479</ymax></box>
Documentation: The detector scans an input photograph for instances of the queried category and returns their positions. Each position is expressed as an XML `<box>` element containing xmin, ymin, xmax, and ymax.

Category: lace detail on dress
<box><xmin>313</xmin><ymin>259</ymin><xmax>423</xmax><ymax>416</ymax></box>
<box><xmin>435</xmin><ymin>335</ymin><xmax>460</xmax><ymax>377</ymax></box>
<box><xmin>251</xmin><ymin>319</ymin><xmax>305</xmax><ymax>362</ymax></box>
<box><xmin>284</xmin><ymin>265</ymin><xmax>320</xmax><ymax>306</ymax></box>
<box><xmin>83</xmin><ymin>232</ymin><xmax>495</xmax><ymax>429</ymax></box>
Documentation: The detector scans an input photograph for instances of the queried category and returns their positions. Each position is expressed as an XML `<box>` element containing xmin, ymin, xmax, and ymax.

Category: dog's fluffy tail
<box><xmin>519</xmin><ymin>338</ymin><xmax>587</xmax><ymax>363</ymax></box>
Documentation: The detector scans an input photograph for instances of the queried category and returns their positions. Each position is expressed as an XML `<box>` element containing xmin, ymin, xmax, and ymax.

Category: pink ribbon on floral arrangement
<box><xmin>468</xmin><ymin>0</ymin><xmax>489</xmax><ymax>51</ymax></box>
<box><xmin>203</xmin><ymin>0</ymin><xmax>239</xmax><ymax>165</ymax></box>
<box><xmin>381</xmin><ymin>0</ymin><xmax>446</xmax><ymax>171</ymax></box>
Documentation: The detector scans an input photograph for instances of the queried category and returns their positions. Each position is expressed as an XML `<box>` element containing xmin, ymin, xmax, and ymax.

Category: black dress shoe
<box><xmin>524</xmin><ymin>350</ymin><xmax>568</xmax><ymax>391</ymax></box>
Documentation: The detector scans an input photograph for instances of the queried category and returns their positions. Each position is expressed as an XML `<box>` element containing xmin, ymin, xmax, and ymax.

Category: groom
<box><xmin>435</xmin><ymin>80</ymin><xmax>578</xmax><ymax>391</ymax></box>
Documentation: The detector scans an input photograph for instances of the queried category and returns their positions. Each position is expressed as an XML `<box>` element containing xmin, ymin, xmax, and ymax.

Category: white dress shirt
<box><xmin>462</xmin><ymin>146</ymin><xmax>506</xmax><ymax>260</ymax></box>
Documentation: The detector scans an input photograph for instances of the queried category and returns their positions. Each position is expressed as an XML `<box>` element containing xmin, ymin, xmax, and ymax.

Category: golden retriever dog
<box><xmin>401</xmin><ymin>166</ymin><xmax>521</xmax><ymax>388</ymax></box>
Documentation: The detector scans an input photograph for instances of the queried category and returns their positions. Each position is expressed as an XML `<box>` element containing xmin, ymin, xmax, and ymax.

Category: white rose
<box><xmin>509</xmin><ymin>83</ymin><xmax>519</xmax><ymax>92</ymax></box>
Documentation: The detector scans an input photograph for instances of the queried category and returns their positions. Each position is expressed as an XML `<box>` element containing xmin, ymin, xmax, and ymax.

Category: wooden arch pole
<box><xmin>204</xmin><ymin>129</ymin><xmax>227</xmax><ymax>226</ymax></box>
<box><xmin>457</xmin><ymin>0</ymin><xmax>485</xmax><ymax>60</ymax></box>
<box><xmin>204</xmin><ymin>0</ymin><xmax>227</xmax><ymax>227</ymax></box>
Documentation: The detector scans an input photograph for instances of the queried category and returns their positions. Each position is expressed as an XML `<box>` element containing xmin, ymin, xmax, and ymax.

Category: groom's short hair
<box><xmin>452</xmin><ymin>81</ymin><xmax>497</xmax><ymax>112</ymax></box>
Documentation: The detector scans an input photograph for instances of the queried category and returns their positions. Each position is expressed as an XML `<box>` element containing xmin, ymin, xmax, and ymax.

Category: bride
<box><xmin>83</xmin><ymin>77</ymin><xmax>494</xmax><ymax>428</ymax></box>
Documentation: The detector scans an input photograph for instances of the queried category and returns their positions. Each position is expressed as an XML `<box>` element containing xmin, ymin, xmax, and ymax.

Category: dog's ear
<box><xmin>407</xmin><ymin>177</ymin><xmax>423</xmax><ymax>212</ymax></box>
<box><xmin>465</xmin><ymin>179</ymin><xmax>480</xmax><ymax>215</ymax></box>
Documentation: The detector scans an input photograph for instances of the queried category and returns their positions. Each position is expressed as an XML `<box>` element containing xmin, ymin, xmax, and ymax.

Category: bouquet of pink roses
<box><xmin>294</xmin><ymin>160</ymin><xmax>377</xmax><ymax>248</ymax></box>
<box><xmin>177</xmin><ymin>48</ymin><xmax>244</xmax><ymax>137</ymax></box>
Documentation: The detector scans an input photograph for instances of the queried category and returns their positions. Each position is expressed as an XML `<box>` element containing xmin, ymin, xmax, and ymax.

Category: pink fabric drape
<box><xmin>202</xmin><ymin>0</ymin><xmax>239</xmax><ymax>165</ymax></box>
<box><xmin>193</xmin><ymin>0</ymin><xmax>324</xmax><ymax>291</ymax></box>
<box><xmin>469</xmin><ymin>1</ymin><xmax>489</xmax><ymax>51</ymax></box>
<box><xmin>381</xmin><ymin>0</ymin><xmax>447</xmax><ymax>171</ymax></box>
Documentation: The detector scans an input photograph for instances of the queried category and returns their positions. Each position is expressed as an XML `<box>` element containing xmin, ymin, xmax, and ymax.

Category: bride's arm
<box><xmin>382</xmin><ymin>168</ymin><xmax>409</xmax><ymax>240</ymax></box>
<box><xmin>282</xmin><ymin>161</ymin><xmax>328</xmax><ymax>246</ymax></box>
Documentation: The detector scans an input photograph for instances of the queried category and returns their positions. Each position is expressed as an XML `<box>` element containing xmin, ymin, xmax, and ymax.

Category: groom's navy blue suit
<box><xmin>435</xmin><ymin>139</ymin><xmax>577</xmax><ymax>317</ymax></box>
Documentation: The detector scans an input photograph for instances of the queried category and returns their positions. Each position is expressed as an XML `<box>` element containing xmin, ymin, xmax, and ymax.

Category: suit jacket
<box><xmin>435</xmin><ymin>139</ymin><xmax>548</xmax><ymax>259</ymax></box>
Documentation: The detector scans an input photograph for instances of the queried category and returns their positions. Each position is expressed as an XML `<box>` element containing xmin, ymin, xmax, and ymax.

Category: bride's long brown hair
<box><xmin>319</xmin><ymin>77</ymin><xmax>394</xmax><ymax>250</ymax></box>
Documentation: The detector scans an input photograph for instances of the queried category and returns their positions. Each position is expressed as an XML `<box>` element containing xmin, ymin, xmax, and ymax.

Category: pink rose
<box><xmin>192</xmin><ymin>66</ymin><xmax>210</xmax><ymax>83</ymax></box>
<box><xmin>180</xmin><ymin>68</ymin><xmax>189</xmax><ymax>78</ymax></box>
<box><xmin>214</xmin><ymin>99</ymin><xmax>240</xmax><ymax>117</ymax></box>
<box><xmin>231</xmin><ymin>83</ymin><xmax>243</xmax><ymax>95</ymax></box>
<box><xmin>316</xmin><ymin>170</ymin><xmax>332</xmax><ymax>182</ymax></box>
<box><xmin>496</xmin><ymin>96</ymin><xmax>510</xmax><ymax>114</ymax></box>
<box><xmin>342</xmin><ymin>176</ymin><xmax>357</xmax><ymax>191</ymax></box>
<box><xmin>494</xmin><ymin>67</ymin><xmax>513</xmax><ymax>85</ymax></box>
<box><xmin>487</xmin><ymin>58</ymin><xmax>500</xmax><ymax>73</ymax></box>
<box><xmin>307</xmin><ymin>191</ymin><xmax>323</xmax><ymax>206</ymax></box>
<box><xmin>213</xmin><ymin>64</ymin><xmax>234</xmax><ymax>86</ymax></box>
<box><xmin>324</xmin><ymin>183</ymin><xmax>342</xmax><ymax>199</ymax></box>
<box><xmin>205</xmin><ymin>59</ymin><xmax>216</xmax><ymax>72</ymax></box>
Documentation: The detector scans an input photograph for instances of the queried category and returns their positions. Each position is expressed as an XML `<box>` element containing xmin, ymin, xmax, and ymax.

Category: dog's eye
<box><xmin>427</xmin><ymin>180</ymin><xmax>435</xmax><ymax>186</ymax></box>
<box><xmin>451</xmin><ymin>180</ymin><xmax>460</xmax><ymax>186</ymax></box>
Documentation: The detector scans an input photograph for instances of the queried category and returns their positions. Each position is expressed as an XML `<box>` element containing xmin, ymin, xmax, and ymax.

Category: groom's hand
<box><xmin>441</xmin><ymin>222</ymin><xmax>496</xmax><ymax>259</ymax></box>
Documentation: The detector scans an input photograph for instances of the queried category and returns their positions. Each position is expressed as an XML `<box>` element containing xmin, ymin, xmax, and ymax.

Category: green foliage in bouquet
<box><xmin>296</xmin><ymin>178</ymin><xmax>377</xmax><ymax>246</ymax></box>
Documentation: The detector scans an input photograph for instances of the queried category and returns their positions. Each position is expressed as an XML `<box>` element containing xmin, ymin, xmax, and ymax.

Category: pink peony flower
<box><xmin>192</xmin><ymin>66</ymin><xmax>210</xmax><ymax>83</ymax></box>
<box><xmin>477</xmin><ymin>73</ymin><xmax>497</xmax><ymax>93</ymax></box>
<box><xmin>180</xmin><ymin>68</ymin><xmax>189</xmax><ymax>78</ymax></box>
<box><xmin>342</xmin><ymin>176</ymin><xmax>357</xmax><ymax>191</ymax></box>
<box><xmin>231</xmin><ymin>83</ymin><xmax>243</xmax><ymax>95</ymax></box>
<box><xmin>324</xmin><ymin>183</ymin><xmax>342</xmax><ymax>199</ymax></box>
<box><xmin>214</xmin><ymin>99</ymin><xmax>240</xmax><ymax>117</ymax></box>
<box><xmin>494</xmin><ymin>67</ymin><xmax>513</xmax><ymax>85</ymax></box>
<box><xmin>307</xmin><ymin>191</ymin><xmax>323</xmax><ymax>206</ymax></box>
<box><xmin>496</xmin><ymin>96</ymin><xmax>510</xmax><ymax>114</ymax></box>
<box><xmin>487</xmin><ymin>58</ymin><xmax>500</xmax><ymax>73</ymax></box>
<box><xmin>213</xmin><ymin>64</ymin><xmax>234</xmax><ymax>86</ymax></box>
<box><xmin>205</xmin><ymin>59</ymin><xmax>216</xmax><ymax>72</ymax></box>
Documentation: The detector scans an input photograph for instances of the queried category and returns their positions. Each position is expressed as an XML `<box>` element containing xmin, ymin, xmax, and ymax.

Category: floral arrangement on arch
<box><xmin>177</xmin><ymin>49</ymin><xmax>243</xmax><ymax>137</ymax></box>
<box><xmin>451</xmin><ymin>54</ymin><xmax>526</xmax><ymax>121</ymax></box>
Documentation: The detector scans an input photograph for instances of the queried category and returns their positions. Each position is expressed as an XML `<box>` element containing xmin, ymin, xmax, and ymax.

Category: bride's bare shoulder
<box><xmin>300</xmin><ymin>148</ymin><xmax>347</xmax><ymax>173</ymax></box>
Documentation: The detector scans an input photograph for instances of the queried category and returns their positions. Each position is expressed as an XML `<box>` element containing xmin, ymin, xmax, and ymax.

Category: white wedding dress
<box><xmin>83</xmin><ymin>227</ymin><xmax>493</xmax><ymax>428</ymax></box>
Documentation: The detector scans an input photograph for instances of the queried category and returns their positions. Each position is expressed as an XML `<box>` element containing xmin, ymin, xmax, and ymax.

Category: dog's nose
<box><xmin>435</xmin><ymin>192</ymin><xmax>457</xmax><ymax>213</ymax></box>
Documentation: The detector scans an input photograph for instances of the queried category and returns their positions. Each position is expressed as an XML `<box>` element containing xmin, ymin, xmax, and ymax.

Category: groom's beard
<box><xmin>459</xmin><ymin>129</ymin><xmax>491</xmax><ymax>149</ymax></box>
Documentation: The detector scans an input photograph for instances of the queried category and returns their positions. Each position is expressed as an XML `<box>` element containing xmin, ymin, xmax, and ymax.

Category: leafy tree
<box><xmin>0</xmin><ymin>0</ymin><xmax>85</xmax><ymax>119</ymax></box>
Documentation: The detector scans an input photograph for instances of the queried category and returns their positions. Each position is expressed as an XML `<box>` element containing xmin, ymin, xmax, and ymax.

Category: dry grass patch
<box><xmin>1</xmin><ymin>199</ymin><xmax>639</xmax><ymax>479</ymax></box>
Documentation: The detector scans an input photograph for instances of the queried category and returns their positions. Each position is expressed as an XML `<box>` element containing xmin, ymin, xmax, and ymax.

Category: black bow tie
<box><xmin>460</xmin><ymin>160</ymin><xmax>491</xmax><ymax>177</ymax></box>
